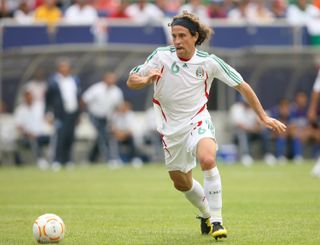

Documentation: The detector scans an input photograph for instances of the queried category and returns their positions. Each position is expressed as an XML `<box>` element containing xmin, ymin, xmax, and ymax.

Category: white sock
<box><xmin>204</xmin><ymin>167</ymin><xmax>223</xmax><ymax>223</ymax></box>
<box><xmin>184</xmin><ymin>178</ymin><xmax>211</xmax><ymax>219</ymax></box>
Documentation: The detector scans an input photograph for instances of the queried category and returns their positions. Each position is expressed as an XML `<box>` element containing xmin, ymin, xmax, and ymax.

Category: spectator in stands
<box><xmin>225</xmin><ymin>0</ymin><xmax>237</xmax><ymax>12</ymax></box>
<box><xmin>156</xmin><ymin>0</ymin><xmax>184</xmax><ymax>17</ymax></box>
<box><xmin>155</xmin><ymin>0</ymin><xmax>172</xmax><ymax>17</ymax></box>
<box><xmin>286</xmin><ymin>0</ymin><xmax>320</xmax><ymax>25</ymax></box>
<box><xmin>247</xmin><ymin>0</ymin><xmax>275</xmax><ymax>23</ymax></box>
<box><xmin>34</xmin><ymin>0</ymin><xmax>62</xmax><ymax>26</ymax></box>
<box><xmin>93</xmin><ymin>0</ymin><xmax>119</xmax><ymax>17</ymax></box>
<box><xmin>229</xmin><ymin>97</ymin><xmax>264</xmax><ymax>166</ymax></box>
<box><xmin>125</xmin><ymin>0</ymin><xmax>164</xmax><ymax>24</ymax></box>
<box><xmin>308</xmin><ymin>65</ymin><xmax>320</xmax><ymax>177</ymax></box>
<box><xmin>25</xmin><ymin>68</ymin><xmax>47</xmax><ymax>106</ymax></box>
<box><xmin>0</xmin><ymin>101</ymin><xmax>17</xmax><ymax>165</ymax></box>
<box><xmin>227</xmin><ymin>0</ymin><xmax>250</xmax><ymax>21</ymax></box>
<box><xmin>208</xmin><ymin>0</ymin><xmax>227</xmax><ymax>19</ymax></box>
<box><xmin>13</xmin><ymin>2</ymin><xmax>34</xmax><ymax>24</ymax></box>
<box><xmin>45</xmin><ymin>58</ymin><xmax>81</xmax><ymax>171</ymax></box>
<box><xmin>110</xmin><ymin>101</ymin><xmax>143</xmax><ymax>166</ymax></box>
<box><xmin>290</xmin><ymin>91</ymin><xmax>312</xmax><ymax>152</ymax></box>
<box><xmin>107</xmin><ymin>2</ymin><xmax>129</xmax><ymax>18</ymax></box>
<box><xmin>54</xmin><ymin>0</ymin><xmax>72</xmax><ymax>11</ymax></box>
<box><xmin>179</xmin><ymin>0</ymin><xmax>210</xmax><ymax>25</ymax></box>
<box><xmin>21</xmin><ymin>68</ymin><xmax>48</xmax><ymax>139</ymax></box>
<box><xmin>34</xmin><ymin>0</ymin><xmax>43</xmax><ymax>8</ymax></box>
<box><xmin>0</xmin><ymin>0</ymin><xmax>20</xmax><ymax>17</ymax></box>
<box><xmin>0</xmin><ymin>1</ymin><xmax>9</xmax><ymax>18</ymax></box>
<box><xmin>81</xmin><ymin>72</ymin><xmax>124</xmax><ymax>164</ymax></box>
<box><xmin>14</xmin><ymin>87</ymin><xmax>50</xmax><ymax>169</ymax></box>
<box><xmin>271</xmin><ymin>0</ymin><xmax>287</xmax><ymax>19</ymax></box>
<box><xmin>64</xmin><ymin>0</ymin><xmax>98</xmax><ymax>24</ymax></box>
<box><xmin>268</xmin><ymin>98</ymin><xmax>303</xmax><ymax>163</ymax></box>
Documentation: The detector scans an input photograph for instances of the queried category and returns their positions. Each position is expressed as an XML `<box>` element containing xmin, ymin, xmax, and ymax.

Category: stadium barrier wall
<box><xmin>1</xmin><ymin>20</ymin><xmax>315</xmax><ymax>50</ymax></box>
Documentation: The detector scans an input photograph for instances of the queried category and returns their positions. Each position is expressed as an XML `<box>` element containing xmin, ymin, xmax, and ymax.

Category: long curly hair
<box><xmin>169</xmin><ymin>11</ymin><xmax>213</xmax><ymax>46</ymax></box>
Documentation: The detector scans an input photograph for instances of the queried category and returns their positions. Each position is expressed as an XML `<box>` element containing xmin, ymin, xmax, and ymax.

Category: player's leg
<box><xmin>168</xmin><ymin>170</ymin><xmax>212</xmax><ymax>233</ymax></box>
<box><xmin>197</xmin><ymin>137</ymin><xmax>227</xmax><ymax>240</ymax></box>
<box><xmin>164</xmin><ymin>132</ymin><xmax>213</xmax><ymax>235</ymax></box>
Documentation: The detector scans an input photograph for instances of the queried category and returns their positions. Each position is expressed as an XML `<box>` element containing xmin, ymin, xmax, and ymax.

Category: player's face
<box><xmin>171</xmin><ymin>25</ymin><xmax>198</xmax><ymax>59</ymax></box>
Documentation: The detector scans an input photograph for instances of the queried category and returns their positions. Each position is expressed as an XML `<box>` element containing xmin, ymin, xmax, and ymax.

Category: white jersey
<box><xmin>130</xmin><ymin>46</ymin><xmax>244</xmax><ymax>137</ymax></box>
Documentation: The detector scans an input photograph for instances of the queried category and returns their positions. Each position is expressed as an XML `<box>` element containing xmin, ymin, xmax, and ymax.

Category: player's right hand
<box><xmin>147</xmin><ymin>69</ymin><xmax>162</xmax><ymax>84</ymax></box>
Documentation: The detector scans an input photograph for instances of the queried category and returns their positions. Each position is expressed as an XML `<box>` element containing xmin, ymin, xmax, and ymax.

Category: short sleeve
<box><xmin>129</xmin><ymin>49</ymin><xmax>161</xmax><ymax>77</ymax></box>
<box><xmin>209</xmin><ymin>54</ymin><xmax>243</xmax><ymax>87</ymax></box>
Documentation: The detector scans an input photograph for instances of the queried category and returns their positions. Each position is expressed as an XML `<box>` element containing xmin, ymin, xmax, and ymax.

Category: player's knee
<box><xmin>173</xmin><ymin>180</ymin><xmax>192</xmax><ymax>192</ymax></box>
<box><xmin>199</xmin><ymin>155</ymin><xmax>216</xmax><ymax>170</ymax></box>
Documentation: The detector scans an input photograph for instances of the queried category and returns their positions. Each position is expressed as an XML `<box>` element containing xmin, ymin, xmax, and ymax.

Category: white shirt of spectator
<box><xmin>125</xmin><ymin>3</ymin><xmax>164</xmax><ymax>24</ymax></box>
<box><xmin>229</xmin><ymin>102</ymin><xmax>259</xmax><ymax>130</ymax></box>
<box><xmin>25</xmin><ymin>80</ymin><xmax>47</xmax><ymax>104</ymax></box>
<box><xmin>15</xmin><ymin>101</ymin><xmax>45</xmax><ymax>136</ymax></box>
<box><xmin>246</xmin><ymin>2</ymin><xmax>274</xmax><ymax>24</ymax></box>
<box><xmin>82</xmin><ymin>82</ymin><xmax>124</xmax><ymax>118</ymax></box>
<box><xmin>111</xmin><ymin>109</ymin><xmax>136</xmax><ymax>133</ymax></box>
<box><xmin>178</xmin><ymin>3</ymin><xmax>210</xmax><ymax>25</ymax></box>
<box><xmin>14</xmin><ymin>9</ymin><xmax>34</xmax><ymax>24</ymax></box>
<box><xmin>312</xmin><ymin>69</ymin><xmax>320</xmax><ymax>92</ymax></box>
<box><xmin>64</xmin><ymin>4</ymin><xmax>98</xmax><ymax>24</ymax></box>
<box><xmin>287</xmin><ymin>3</ymin><xmax>320</xmax><ymax>25</ymax></box>
<box><xmin>57</xmin><ymin>75</ymin><xmax>78</xmax><ymax>113</ymax></box>
<box><xmin>228</xmin><ymin>7</ymin><xmax>249</xmax><ymax>21</ymax></box>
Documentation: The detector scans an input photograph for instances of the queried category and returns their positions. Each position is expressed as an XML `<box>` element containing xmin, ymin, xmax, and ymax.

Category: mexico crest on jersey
<box><xmin>196</xmin><ymin>66</ymin><xmax>205</xmax><ymax>78</ymax></box>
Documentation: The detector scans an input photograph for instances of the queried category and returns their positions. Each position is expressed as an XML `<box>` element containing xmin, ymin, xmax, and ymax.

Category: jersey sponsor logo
<box><xmin>171</xmin><ymin>62</ymin><xmax>179</xmax><ymax>74</ymax></box>
<box><xmin>196</xmin><ymin>66</ymin><xmax>205</xmax><ymax>79</ymax></box>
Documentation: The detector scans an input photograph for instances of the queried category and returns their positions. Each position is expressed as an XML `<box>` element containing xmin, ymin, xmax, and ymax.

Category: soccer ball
<box><xmin>33</xmin><ymin>213</ymin><xmax>65</xmax><ymax>243</ymax></box>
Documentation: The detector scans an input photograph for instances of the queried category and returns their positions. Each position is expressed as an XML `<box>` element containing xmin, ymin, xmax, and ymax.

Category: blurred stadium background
<box><xmin>1</xmin><ymin>0</ymin><xmax>320</xmax><ymax>162</ymax></box>
<box><xmin>1</xmin><ymin>19</ymin><xmax>319</xmax><ymax>112</ymax></box>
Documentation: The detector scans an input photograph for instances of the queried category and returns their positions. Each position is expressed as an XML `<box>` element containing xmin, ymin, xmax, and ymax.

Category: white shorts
<box><xmin>162</xmin><ymin>118</ymin><xmax>216</xmax><ymax>173</ymax></box>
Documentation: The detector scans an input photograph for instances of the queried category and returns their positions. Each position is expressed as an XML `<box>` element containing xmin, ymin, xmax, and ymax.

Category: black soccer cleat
<box><xmin>212</xmin><ymin>222</ymin><xmax>227</xmax><ymax>240</ymax></box>
<box><xmin>196</xmin><ymin>216</ymin><xmax>213</xmax><ymax>235</ymax></box>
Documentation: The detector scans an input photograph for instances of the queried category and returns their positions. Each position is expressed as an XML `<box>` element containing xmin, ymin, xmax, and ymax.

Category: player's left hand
<box><xmin>262</xmin><ymin>117</ymin><xmax>287</xmax><ymax>133</ymax></box>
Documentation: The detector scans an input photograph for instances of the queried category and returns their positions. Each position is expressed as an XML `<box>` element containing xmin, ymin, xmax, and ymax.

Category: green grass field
<box><xmin>0</xmin><ymin>162</ymin><xmax>319</xmax><ymax>245</ymax></box>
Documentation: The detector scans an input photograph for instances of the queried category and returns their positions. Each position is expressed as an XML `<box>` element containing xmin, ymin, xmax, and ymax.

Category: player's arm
<box><xmin>309</xmin><ymin>70</ymin><xmax>320</xmax><ymax>122</ymax></box>
<box><xmin>308</xmin><ymin>90</ymin><xmax>319</xmax><ymax>122</ymax></box>
<box><xmin>234</xmin><ymin>81</ymin><xmax>287</xmax><ymax>133</ymax></box>
<box><xmin>127</xmin><ymin>69</ymin><xmax>161</xmax><ymax>90</ymax></box>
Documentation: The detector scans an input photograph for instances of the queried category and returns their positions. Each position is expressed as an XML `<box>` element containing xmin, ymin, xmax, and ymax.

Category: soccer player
<box><xmin>126</xmin><ymin>11</ymin><xmax>287</xmax><ymax>240</ymax></box>
<box><xmin>308</xmin><ymin>66</ymin><xmax>320</xmax><ymax>177</ymax></box>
